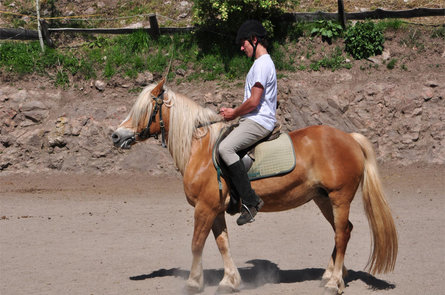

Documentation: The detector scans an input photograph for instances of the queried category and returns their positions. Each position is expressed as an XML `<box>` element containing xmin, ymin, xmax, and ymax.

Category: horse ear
<box><xmin>151</xmin><ymin>77</ymin><xmax>166</xmax><ymax>97</ymax></box>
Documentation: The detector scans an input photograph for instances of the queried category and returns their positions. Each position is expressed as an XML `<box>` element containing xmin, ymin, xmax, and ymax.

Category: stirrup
<box><xmin>237</xmin><ymin>199</ymin><xmax>264</xmax><ymax>226</ymax></box>
<box><xmin>241</xmin><ymin>204</ymin><xmax>256</xmax><ymax>223</ymax></box>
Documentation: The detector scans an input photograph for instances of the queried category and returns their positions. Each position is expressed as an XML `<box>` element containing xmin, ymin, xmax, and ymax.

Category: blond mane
<box><xmin>128</xmin><ymin>85</ymin><xmax>156</xmax><ymax>129</ymax></box>
<box><xmin>128</xmin><ymin>84</ymin><xmax>225</xmax><ymax>174</ymax></box>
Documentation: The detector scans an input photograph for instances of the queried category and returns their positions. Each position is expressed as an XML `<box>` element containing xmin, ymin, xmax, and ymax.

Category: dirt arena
<box><xmin>0</xmin><ymin>164</ymin><xmax>443</xmax><ymax>295</ymax></box>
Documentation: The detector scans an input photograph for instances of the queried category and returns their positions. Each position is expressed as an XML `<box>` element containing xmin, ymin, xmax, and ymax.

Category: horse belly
<box><xmin>253</xmin><ymin>177</ymin><xmax>318</xmax><ymax>212</ymax></box>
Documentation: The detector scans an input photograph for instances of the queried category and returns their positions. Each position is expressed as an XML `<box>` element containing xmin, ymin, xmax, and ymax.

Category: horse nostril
<box><xmin>111</xmin><ymin>132</ymin><xmax>120</xmax><ymax>143</ymax></box>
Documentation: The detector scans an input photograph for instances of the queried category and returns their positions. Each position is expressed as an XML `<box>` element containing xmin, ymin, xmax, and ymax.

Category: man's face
<box><xmin>240</xmin><ymin>39</ymin><xmax>254</xmax><ymax>58</ymax></box>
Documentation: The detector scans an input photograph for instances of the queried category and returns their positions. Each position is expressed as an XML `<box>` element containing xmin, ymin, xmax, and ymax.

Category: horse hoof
<box><xmin>322</xmin><ymin>286</ymin><xmax>341</xmax><ymax>295</ymax></box>
<box><xmin>185</xmin><ymin>281</ymin><xmax>203</xmax><ymax>294</ymax></box>
<box><xmin>216</xmin><ymin>284</ymin><xmax>238</xmax><ymax>294</ymax></box>
<box><xmin>319</xmin><ymin>278</ymin><xmax>329</xmax><ymax>287</ymax></box>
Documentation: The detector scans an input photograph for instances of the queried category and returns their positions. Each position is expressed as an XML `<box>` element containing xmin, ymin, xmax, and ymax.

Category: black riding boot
<box><xmin>226</xmin><ymin>160</ymin><xmax>264</xmax><ymax>225</ymax></box>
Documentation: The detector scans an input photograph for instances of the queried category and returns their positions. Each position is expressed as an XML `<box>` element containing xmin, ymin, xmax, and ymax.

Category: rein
<box><xmin>195</xmin><ymin>119</ymin><xmax>223</xmax><ymax>129</ymax></box>
<box><xmin>137</xmin><ymin>90</ymin><xmax>167</xmax><ymax>148</ymax></box>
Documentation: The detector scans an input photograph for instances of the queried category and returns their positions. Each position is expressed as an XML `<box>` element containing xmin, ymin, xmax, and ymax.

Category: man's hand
<box><xmin>220</xmin><ymin>107</ymin><xmax>237</xmax><ymax>121</ymax></box>
<box><xmin>219</xmin><ymin>82</ymin><xmax>264</xmax><ymax>121</ymax></box>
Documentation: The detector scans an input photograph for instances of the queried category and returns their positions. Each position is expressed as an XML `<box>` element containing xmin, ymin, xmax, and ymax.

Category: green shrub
<box><xmin>310</xmin><ymin>20</ymin><xmax>343</xmax><ymax>43</ymax></box>
<box><xmin>286</xmin><ymin>22</ymin><xmax>307</xmax><ymax>42</ymax></box>
<box><xmin>193</xmin><ymin>0</ymin><xmax>284</xmax><ymax>37</ymax></box>
<box><xmin>344</xmin><ymin>21</ymin><xmax>384</xmax><ymax>59</ymax></box>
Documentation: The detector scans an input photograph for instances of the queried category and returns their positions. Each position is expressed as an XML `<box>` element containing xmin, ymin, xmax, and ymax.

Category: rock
<box><xmin>46</xmin><ymin>91</ymin><xmax>62</xmax><ymax>101</ymax></box>
<box><xmin>17</xmin><ymin>129</ymin><xmax>44</xmax><ymax>148</ymax></box>
<box><xmin>48</xmin><ymin>154</ymin><xmax>64</xmax><ymax>170</ymax></box>
<box><xmin>0</xmin><ymin>160</ymin><xmax>12</xmax><ymax>171</ymax></box>
<box><xmin>48</xmin><ymin>136</ymin><xmax>67</xmax><ymax>148</ymax></box>
<box><xmin>335</xmin><ymin>72</ymin><xmax>352</xmax><ymax>83</ymax></box>
<box><xmin>94</xmin><ymin>80</ymin><xmax>106</xmax><ymax>91</ymax></box>
<box><xmin>0</xmin><ymin>135</ymin><xmax>14</xmax><ymax>147</ymax></box>
<box><xmin>425</xmin><ymin>81</ymin><xmax>438</xmax><ymax>88</ymax></box>
<box><xmin>10</xmin><ymin>89</ymin><xmax>28</xmax><ymax>103</ymax></box>
<box><xmin>71</xmin><ymin>117</ymin><xmax>89</xmax><ymax>136</ymax></box>
<box><xmin>20</xmin><ymin>101</ymin><xmax>49</xmax><ymax>123</ymax></box>
<box><xmin>176</xmin><ymin>69</ymin><xmax>186</xmax><ymax>76</ymax></box>
<box><xmin>125</xmin><ymin>22</ymin><xmax>144</xmax><ymax>29</ymax></box>
<box><xmin>180</xmin><ymin>1</ymin><xmax>190</xmax><ymax>8</ymax></box>
<box><xmin>382</xmin><ymin>49</ymin><xmax>391</xmax><ymax>61</ymax></box>
<box><xmin>136</xmin><ymin>72</ymin><xmax>154</xmax><ymax>86</ymax></box>
<box><xmin>0</xmin><ymin>89</ymin><xmax>6</xmax><ymax>102</ymax></box>
<box><xmin>204</xmin><ymin>92</ymin><xmax>213</xmax><ymax>103</ymax></box>
<box><xmin>422</xmin><ymin>88</ymin><xmax>434</xmax><ymax>101</ymax></box>
<box><xmin>368</xmin><ymin>56</ymin><xmax>382</xmax><ymax>65</ymax></box>
<box><xmin>84</xmin><ymin>7</ymin><xmax>96</xmax><ymax>15</ymax></box>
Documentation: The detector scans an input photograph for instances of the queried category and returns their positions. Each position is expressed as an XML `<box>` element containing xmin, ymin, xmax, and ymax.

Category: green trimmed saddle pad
<box><xmin>247</xmin><ymin>133</ymin><xmax>296</xmax><ymax>180</ymax></box>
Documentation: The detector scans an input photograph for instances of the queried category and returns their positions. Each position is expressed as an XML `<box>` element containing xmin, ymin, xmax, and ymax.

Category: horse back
<box><xmin>288</xmin><ymin>125</ymin><xmax>365</xmax><ymax>191</ymax></box>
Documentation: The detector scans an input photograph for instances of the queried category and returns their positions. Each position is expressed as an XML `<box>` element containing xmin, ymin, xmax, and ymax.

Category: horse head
<box><xmin>111</xmin><ymin>78</ymin><xmax>170</xmax><ymax>149</ymax></box>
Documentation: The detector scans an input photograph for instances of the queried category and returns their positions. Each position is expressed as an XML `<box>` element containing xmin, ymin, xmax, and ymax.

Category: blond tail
<box><xmin>350</xmin><ymin>133</ymin><xmax>398</xmax><ymax>274</ymax></box>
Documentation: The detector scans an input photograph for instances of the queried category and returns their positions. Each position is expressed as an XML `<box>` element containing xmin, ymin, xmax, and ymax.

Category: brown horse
<box><xmin>111</xmin><ymin>79</ymin><xmax>398</xmax><ymax>294</ymax></box>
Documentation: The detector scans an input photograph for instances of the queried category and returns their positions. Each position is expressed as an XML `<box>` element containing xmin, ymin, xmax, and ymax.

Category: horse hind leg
<box><xmin>212</xmin><ymin>212</ymin><xmax>241</xmax><ymax>293</ymax></box>
<box><xmin>313</xmin><ymin>192</ymin><xmax>353</xmax><ymax>294</ymax></box>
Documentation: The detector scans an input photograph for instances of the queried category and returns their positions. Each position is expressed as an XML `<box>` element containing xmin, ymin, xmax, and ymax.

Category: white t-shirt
<box><xmin>242</xmin><ymin>54</ymin><xmax>277</xmax><ymax>131</ymax></box>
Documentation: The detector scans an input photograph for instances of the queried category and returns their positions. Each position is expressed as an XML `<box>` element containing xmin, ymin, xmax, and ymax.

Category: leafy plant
<box><xmin>193</xmin><ymin>0</ymin><xmax>284</xmax><ymax>32</ymax></box>
<box><xmin>344</xmin><ymin>21</ymin><xmax>385</xmax><ymax>59</ymax></box>
<box><xmin>310</xmin><ymin>20</ymin><xmax>343</xmax><ymax>43</ymax></box>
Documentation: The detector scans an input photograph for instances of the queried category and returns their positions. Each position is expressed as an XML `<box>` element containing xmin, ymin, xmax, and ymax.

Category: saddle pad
<box><xmin>247</xmin><ymin>133</ymin><xmax>296</xmax><ymax>180</ymax></box>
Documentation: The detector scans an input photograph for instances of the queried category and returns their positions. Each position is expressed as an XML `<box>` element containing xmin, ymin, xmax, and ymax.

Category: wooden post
<box><xmin>338</xmin><ymin>0</ymin><xmax>346</xmax><ymax>29</ymax></box>
<box><xmin>40</xmin><ymin>20</ymin><xmax>54</xmax><ymax>48</ymax></box>
<box><xmin>148</xmin><ymin>14</ymin><xmax>160</xmax><ymax>39</ymax></box>
<box><xmin>35</xmin><ymin>0</ymin><xmax>45</xmax><ymax>52</ymax></box>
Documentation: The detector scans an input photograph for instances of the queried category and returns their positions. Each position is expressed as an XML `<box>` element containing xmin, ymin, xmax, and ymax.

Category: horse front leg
<box><xmin>186</xmin><ymin>203</ymin><xmax>217</xmax><ymax>294</ymax></box>
<box><xmin>212</xmin><ymin>212</ymin><xmax>241</xmax><ymax>292</ymax></box>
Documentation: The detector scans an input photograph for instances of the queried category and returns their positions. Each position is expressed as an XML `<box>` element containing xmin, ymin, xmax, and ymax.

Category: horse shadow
<box><xmin>130</xmin><ymin>259</ymin><xmax>395</xmax><ymax>291</ymax></box>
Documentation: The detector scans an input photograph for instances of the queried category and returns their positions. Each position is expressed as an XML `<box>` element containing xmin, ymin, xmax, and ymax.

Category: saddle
<box><xmin>213</xmin><ymin>123</ymin><xmax>296</xmax><ymax>214</ymax></box>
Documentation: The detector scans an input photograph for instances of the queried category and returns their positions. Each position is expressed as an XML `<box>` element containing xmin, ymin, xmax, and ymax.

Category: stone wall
<box><xmin>0</xmin><ymin>73</ymin><xmax>443</xmax><ymax>174</ymax></box>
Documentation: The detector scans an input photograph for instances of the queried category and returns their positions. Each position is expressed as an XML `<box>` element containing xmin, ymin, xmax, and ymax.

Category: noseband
<box><xmin>137</xmin><ymin>90</ymin><xmax>167</xmax><ymax>148</ymax></box>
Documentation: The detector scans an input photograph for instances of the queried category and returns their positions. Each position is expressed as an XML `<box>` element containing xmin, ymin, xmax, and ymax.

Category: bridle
<box><xmin>137</xmin><ymin>90</ymin><xmax>167</xmax><ymax>148</ymax></box>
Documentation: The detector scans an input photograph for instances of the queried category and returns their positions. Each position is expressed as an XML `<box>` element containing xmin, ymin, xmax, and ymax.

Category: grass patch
<box><xmin>310</xmin><ymin>47</ymin><xmax>352</xmax><ymax>71</ymax></box>
<box><xmin>386</xmin><ymin>58</ymin><xmax>398</xmax><ymax>70</ymax></box>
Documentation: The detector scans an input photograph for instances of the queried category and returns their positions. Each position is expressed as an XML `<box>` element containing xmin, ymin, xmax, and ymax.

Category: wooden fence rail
<box><xmin>280</xmin><ymin>7</ymin><xmax>444</xmax><ymax>22</ymax></box>
<box><xmin>1</xmin><ymin>5</ymin><xmax>444</xmax><ymax>47</ymax></box>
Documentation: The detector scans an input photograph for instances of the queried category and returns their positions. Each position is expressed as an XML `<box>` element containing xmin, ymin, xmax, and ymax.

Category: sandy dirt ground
<box><xmin>0</xmin><ymin>165</ymin><xmax>444</xmax><ymax>295</ymax></box>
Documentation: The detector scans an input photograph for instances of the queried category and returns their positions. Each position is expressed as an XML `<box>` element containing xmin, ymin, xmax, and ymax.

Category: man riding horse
<box><xmin>219</xmin><ymin>20</ymin><xmax>278</xmax><ymax>225</ymax></box>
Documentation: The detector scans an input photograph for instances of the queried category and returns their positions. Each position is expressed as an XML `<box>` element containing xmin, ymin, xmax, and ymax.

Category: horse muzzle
<box><xmin>111</xmin><ymin>129</ymin><xmax>136</xmax><ymax>149</ymax></box>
